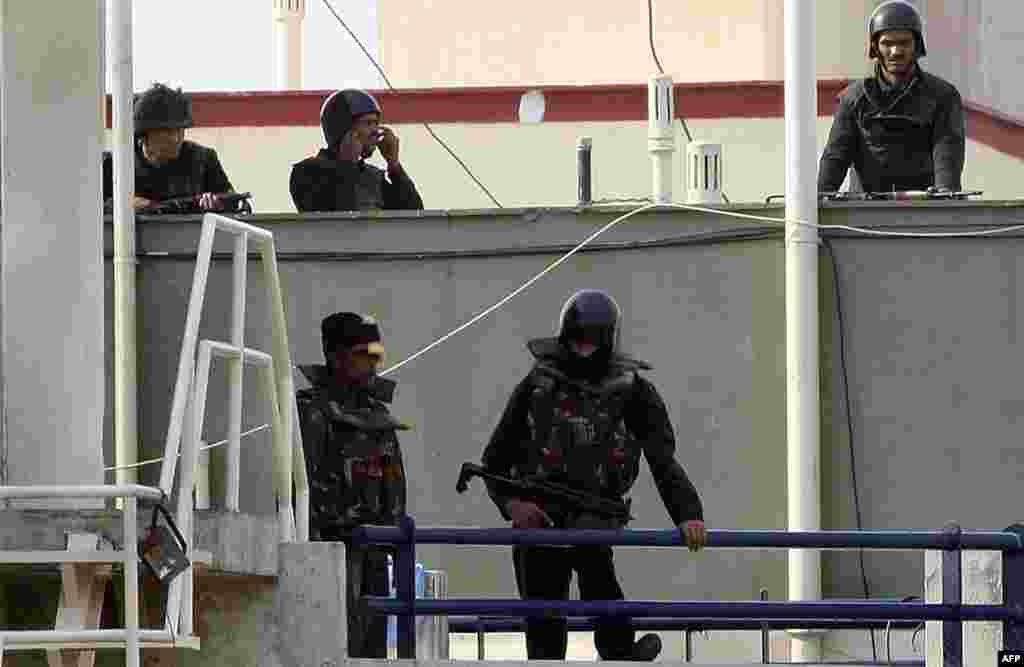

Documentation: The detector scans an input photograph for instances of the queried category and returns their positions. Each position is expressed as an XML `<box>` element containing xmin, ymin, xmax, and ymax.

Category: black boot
<box><xmin>630</xmin><ymin>633</ymin><xmax>662</xmax><ymax>661</ymax></box>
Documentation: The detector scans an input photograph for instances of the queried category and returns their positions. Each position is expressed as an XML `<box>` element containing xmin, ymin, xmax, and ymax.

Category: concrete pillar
<box><xmin>277</xmin><ymin>541</ymin><xmax>348</xmax><ymax>667</ymax></box>
<box><xmin>926</xmin><ymin>549</ymin><xmax>1002</xmax><ymax>666</ymax></box>
<box><xmin>0</xmin><ymin>0</ymin><xmax>106</xmax><ymax>507</ymax></box>
<box><xmin>273</xmin><ymin>0</ymin><xmax>305</xmax><ymax>90</ymax></box>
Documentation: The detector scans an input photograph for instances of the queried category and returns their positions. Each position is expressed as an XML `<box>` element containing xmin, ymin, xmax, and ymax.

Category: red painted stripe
<box><xmin>104</xmin><ymin>80</ymin><xmax>1023</xmax><ymax>160</ymax></box>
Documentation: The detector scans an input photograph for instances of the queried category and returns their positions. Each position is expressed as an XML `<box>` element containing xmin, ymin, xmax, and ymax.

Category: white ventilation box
<box><xmin>686</xmin><ymin>141</ymin><xmax>724</xmax><ymax>204</ymax></box>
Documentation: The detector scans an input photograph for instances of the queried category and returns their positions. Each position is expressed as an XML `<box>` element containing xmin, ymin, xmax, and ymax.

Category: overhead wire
<box><xmin>103</xmin><ymin>424</ymin><xmax>271</xmax><ymax>472</ymax></box>
<box><xmin>823</xmin><ymin>238</ymin><xmax>878</xmax><ymax>661</ymax></box>
<box><xmin>380</xmin><ymin>200</ymin><xmax>1024</xmax><ymax>377</ymax></box>
<box><xmin>320</xmin><ymin>0</ymin><xmax>503</xmax><ymax>209</ymax></box>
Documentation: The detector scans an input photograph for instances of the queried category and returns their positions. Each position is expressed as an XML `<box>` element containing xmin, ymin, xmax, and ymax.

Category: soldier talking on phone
<box><xmin>290</xmin><ymin>89</ymin><xmax>424</xmax><ymax>212</ymax></box>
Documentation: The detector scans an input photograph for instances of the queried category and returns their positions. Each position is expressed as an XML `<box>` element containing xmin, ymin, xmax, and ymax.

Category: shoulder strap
<box><xmin>525</xmin><ymin>364</ymin><xmax>561</xmax><ymax>460</ymax></box>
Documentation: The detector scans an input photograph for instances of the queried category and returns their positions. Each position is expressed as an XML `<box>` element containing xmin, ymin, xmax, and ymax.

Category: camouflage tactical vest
<box><xmin>299</xmin><ymin>388</ymin><xmax>407</xmax><ymax>533</ymax></box>
<box><xmin>522</xmin><ymin>361</ymin><xmax>643</xmax><ymax>503</ymax></box>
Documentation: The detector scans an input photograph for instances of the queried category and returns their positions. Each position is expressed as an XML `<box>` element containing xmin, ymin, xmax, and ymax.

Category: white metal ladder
<box><xmin>157</xmin><ymin>213</ymin><xmax>309</xmax><ymax>637</ymax></box>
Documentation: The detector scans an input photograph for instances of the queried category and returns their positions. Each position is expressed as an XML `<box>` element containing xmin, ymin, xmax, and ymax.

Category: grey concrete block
<box><xmin>277</xmin><ymin>541</ymin><xmax>347</xmax><ymax>667</ymax></box>
<box><xmin>193</xmin><ymin>511</ymin><xmax>279</xmax><ymax>576</ymax></box>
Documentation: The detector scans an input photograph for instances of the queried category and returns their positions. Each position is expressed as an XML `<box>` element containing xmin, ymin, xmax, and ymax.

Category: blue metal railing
<box><xmin>447</xmin><ymin>616</ymin><xmax>924</xmax><ymax>664</ymax></box>
<box><xmin>352</xmin><ymin>517</ymin><xmax>1024</xmax><ymax>664</ymax></box>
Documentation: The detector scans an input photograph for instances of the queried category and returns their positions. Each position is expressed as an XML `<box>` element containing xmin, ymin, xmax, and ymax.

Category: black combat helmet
<box><xmin>319</xmin><ymin>89</ymin><xmax>383</xmax><ymax>149</ymax></box>
<box><xmin>868</xmin><ymin>0</ymin><xmax>926</xmax><ymax>58</ymax></box>
<box><xmin>557</xmin><ymin>289</ymin><xmax>621</xmax><ymax>352</ymax></box>
<box><xmin>133</xmin><ymin>83</ymin><xmax>193</xmax><ymax>135</ymax></box>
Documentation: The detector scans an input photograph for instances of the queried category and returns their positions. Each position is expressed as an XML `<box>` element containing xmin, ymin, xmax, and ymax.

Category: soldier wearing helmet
<box><xmin>289</xmin><ymin>89</ymin><xmax>424</xmax><ymax>212</ymax></box>
<box><xmin>479</xmin><ymin>289</ymin><xmax>706</xmax><ymax>661</ymax></box>
<box><xmin>102</xmin><ymin>83</ymin><xmax>238</xmax><ymax>212</ymax></box>
<box><xmin>818</xmin><ymin>1</ymin><xmax>965</xmax><ymax>195</ymax></box>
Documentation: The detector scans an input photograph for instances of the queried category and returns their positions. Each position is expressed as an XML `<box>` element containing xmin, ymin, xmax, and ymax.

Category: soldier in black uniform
<box><xmin>480</xmin><ymin>290</ymin><xmax>707</xmax><ymax>661</ymax></box>
<box><xmin>818</xmin><ymin>0</ymin><xmax>966</xmax><ymax>194</ymax></box>
<box><xmin>289</xmin><ymin>89</ymin><xmax>424</xmax><ymax>212</ymax></box>
<box><xmin>296</xmin><ymin>312</ymin><xmax>408</xmax><ymax>658</ymax></box>
<box><xmin>103</xmin><ymin>83</ymin><xmax>239</xmax><ymax>213</ymax></box>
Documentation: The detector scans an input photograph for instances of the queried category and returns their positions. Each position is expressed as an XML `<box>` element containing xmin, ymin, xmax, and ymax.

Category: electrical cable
<box><xmin>320</xmin><ymin>0</ymin><xmax>503</xmax><ymax>209</ymax></box>
<box><xmin>646</xmin><ymin>0</ymin><xmax>665</xmax><ymax>75</ymax></box>
<box><xmin>823</xmin><ymin>238</ymin><xmax>877</xmax><ymax>661</ymax></box>
<box><xmin>103</xmin><ymin>424</ymin><xmax>270</xmax><ymax>472</ymax></box>
<box><xmin>306</xmin><ymin>198</ymin><xmax>1024</xmax><ymax>377</ymax></box>
<box><xmin>379</xmin><ymin>202</ymin><xmax>661</xmax><ymax>375</ymax></box>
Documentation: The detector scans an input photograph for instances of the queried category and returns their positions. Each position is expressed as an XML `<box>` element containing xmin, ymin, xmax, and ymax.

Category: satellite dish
<box><xmin>518</xmin><ymin>90</ymin><xmax>546</xmax><ymax>123</ymax></box>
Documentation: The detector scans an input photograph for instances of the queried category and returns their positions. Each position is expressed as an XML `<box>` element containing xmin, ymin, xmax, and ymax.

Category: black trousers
<box><xmin>343</xmin><ymin>540</ymin><xmax>391</xmax><ymax>658</ymax></box>
<box><xmin>513</xmin><ymin>544</ymin><xmax>635</xmax><ymax>660</ymax></box>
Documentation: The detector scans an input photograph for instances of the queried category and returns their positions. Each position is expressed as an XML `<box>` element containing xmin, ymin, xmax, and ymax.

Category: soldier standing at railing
<box><xmin>479</xmin><ymin>289</ymin><xmax>707</xmax><ymax>661</ymax></box>
<box><xmin>296</xmin><ymin>312</ymin><xmax>408</xmax><ymax>658</ymax></box>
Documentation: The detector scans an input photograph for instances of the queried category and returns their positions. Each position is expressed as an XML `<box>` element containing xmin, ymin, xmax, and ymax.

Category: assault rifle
<box><xmin>455</xmin><ymin>462</ymin><xmax>633</xmax><ymax>522</ymax></box>
<box><xmin>140</xmin><ymin>191</ymin><xmax>254</xmax><ymax>214</ymax></box>
<box><xmin>105</xmin><ymin>191</ymin><xmax>254</xmax><ymax>215</ymax></box>
<box><xmin>766</xmin><ymin>190</ymin><xmax>983</xmax><ymax>204</ymax></box>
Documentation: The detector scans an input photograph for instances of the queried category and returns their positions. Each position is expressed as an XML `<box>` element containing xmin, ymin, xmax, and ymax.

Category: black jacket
<box><xmin>818</xmin><ymin>67</ymin><xmax>966</xmax><ymax>193</ymax></box>
<box><xmin>103</xmin><ymin>140</ymin><xmax>234</xmax><ymax>209</ymax></box>
<box><xmin>289</xmin><ymin>149</ymin><xmax>424</xmax><ymax>213</ymax></box>
<box><xmin>296</xmin><ymin>365</ymin><xmax>408</xmax><ymax>539</ymax></box>
<box><xmin>480</xmin><ymin>338</ymin><xmax>704</xmax><ymax>527</ymax></box>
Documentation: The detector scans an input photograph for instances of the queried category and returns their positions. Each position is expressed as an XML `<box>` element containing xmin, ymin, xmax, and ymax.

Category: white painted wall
<box><xmin>1</xmin><ymin>0</ymin><xmax>106</xmax><ymax>504</ymax></box>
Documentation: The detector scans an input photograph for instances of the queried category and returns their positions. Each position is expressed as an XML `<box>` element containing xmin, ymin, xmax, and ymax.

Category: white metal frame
<box><xmin>157</xmin><ymin>213</ymin><xmax>309</xmax><ymax>634</ymax></box>
<box><xmin>0</xmin><ymin>485</ymin><xmax>199</xmax><ymax>665</ymax></box>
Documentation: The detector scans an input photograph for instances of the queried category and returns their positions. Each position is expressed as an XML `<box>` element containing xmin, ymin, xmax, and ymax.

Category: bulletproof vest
<box><xmin>523</xmin><ymin>361</ymin><xmax>642</xmax><ymax>502</ymax></box>
<box><xmin>304</xmin><ymin>388</ymin><xmax>407</xmax><ymax>531</ymax></box>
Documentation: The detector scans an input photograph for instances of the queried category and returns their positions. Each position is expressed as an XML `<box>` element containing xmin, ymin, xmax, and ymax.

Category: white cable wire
<box><xmin>661</xmin><ymin>201</ymin><xmax>1024</xmax><ymax>238</ymax></box>
<box><xmin>103</xmin><ymin>424</ymin><xmax>271</xmax><ymax>472</ymax></box>
<box><xmin>378</xmin><ymin>200</ymin><xmax>1024</xmax><ymax>378</ymax></box>
<box><xmin>379</xmin><ymin>203</ymin><xmax>661</xmax><ymax>376</ymax></box>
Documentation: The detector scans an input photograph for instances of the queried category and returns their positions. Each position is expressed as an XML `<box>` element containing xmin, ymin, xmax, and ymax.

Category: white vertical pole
<box><xmin>160</xmin><ymin>219</ymin><xmax>217</xmax><ymax>495</ymax></box>
<box><xmin>226</xmin><ymin>232</ymin><xmax>248</xmax><ymax>511</ymax></box>
<box><xmin>123</xmin><ymin>495</ymin><xmax>140</xmax><ymax>667</ymax></box>
<box><xmin>111</xmin><ymin>0</ymin><xmax>138</xmax><ymax>495</ymax></box>
<box><xmin>177</xmin><ymin>345</ymin><xmax>211</xmax><ymax>637</ymax></box>
<box><xmin>647</xmin><ymin>75</ymin><xmax>675</xmax><ymax>204</ymax></box>
<box><xmin>273</xmin><ymin>0</ymin><xmax>306</xmax><ymax>90</ymax></box>
<box><xmin>261</xmin><ymin>365</ymin><xmax>294</xmax><ymax>542</ymax></box>
<box><xmin>260</xmin><ymin>239</ymin><xmax>298</xmax><ymax>542</ymax></box>
<box><xmin>784</xmin><ymin>0</ymin><xmax>822</xmax><ymax>662</ymax></box>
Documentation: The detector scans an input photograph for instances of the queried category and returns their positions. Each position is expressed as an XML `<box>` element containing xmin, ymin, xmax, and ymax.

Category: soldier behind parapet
<box><xmin>296</xmin><ymin>312</ymin><xmax>408</xmax><ymax>658</ymax></box>
<box><xmin>289</xmin><ymin>89</ymin><xmax>424</xmax><ymax>212</ymax></box>
<box><xmin>818</xmin><ymin>1</ymin><xmax>966</xmax><ymax>195</ymax></box>
<box><xmin>103</xmin><ymin>83</ymin><xmax>241</xmax><ymax>213</ymax></box>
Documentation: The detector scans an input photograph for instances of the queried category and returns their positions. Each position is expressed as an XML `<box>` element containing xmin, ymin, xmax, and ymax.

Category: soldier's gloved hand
<box><xmin>198</xmin><ymin>193</ymin><xmax>224</xmax><ymax>211</ymax></box>
<box><xmin>505</xmin><ymin>499</ymin><xmax>554</xmax><ymax>529</ymax></box>
<box><xmin>678</xmin><ymin>519</ymin><xmax>707</xmax><ymax>552</ymax></box>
